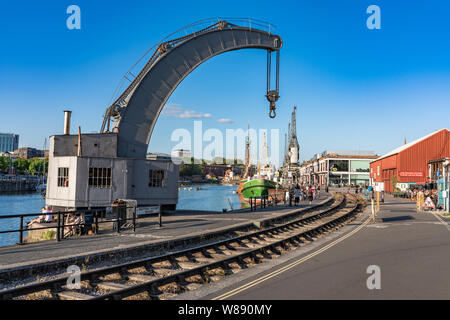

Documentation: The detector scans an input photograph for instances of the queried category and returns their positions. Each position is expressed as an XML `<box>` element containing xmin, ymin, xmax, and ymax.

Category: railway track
<box><xmin>0</xmin><ymin>193</ymin><xmax>362</xmax><ymax>300</ymax></box>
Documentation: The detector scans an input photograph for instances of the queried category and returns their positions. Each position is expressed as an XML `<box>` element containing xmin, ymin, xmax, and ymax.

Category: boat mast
<box><xmin>262</xmin><ymin>132</ymin><xmax>270</xmax><ymax>168</ymax></box>
<box><xmin>243</xmin><ymin>122</ymin><xmax>251</xmax><ymax>178</ymax></box>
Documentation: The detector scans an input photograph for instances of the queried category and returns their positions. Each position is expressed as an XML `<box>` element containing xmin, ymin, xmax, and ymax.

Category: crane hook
<box><xmin>266</xmin><ymin>90</ymin><xmax>279</xmax><ymax>119</ymax></box>
<box><xmin>269</xmin><ymin>103</ymin><xmax>277</xmax><ymax>118</ymax></box>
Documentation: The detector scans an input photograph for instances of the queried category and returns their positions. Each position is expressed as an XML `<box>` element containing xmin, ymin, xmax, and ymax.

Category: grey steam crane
<box><xmin>45</xmin><ymin>19</ymin><xmax>282</xmax><ymax>210</ymax></box>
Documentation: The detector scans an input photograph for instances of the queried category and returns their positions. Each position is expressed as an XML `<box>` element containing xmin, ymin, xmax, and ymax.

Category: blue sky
<box><xmin>1</xmin><ymin>0</ymin><xmax>450</xmax><ymax>163</ymax></box>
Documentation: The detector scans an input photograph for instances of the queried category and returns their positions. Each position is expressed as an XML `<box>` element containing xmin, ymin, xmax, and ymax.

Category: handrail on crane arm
<box><xmin>101</xmin><ymin>18</ymin><xmax>278</xmax><ymax>133</ymax></box>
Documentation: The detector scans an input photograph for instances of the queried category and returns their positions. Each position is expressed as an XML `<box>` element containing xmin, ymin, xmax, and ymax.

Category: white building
<box><xmin>299</xmin><ymin>150</ymin><xmax>379</xmax><ymax>187</ymax></box>
<box><xmin>171</xmin><ymin>149</ymin><xmax>191</xmax><ymax>159</ymax></box>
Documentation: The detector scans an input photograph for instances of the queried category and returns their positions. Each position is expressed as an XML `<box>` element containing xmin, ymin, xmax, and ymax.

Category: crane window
<box><xmin>89</xmin><ymin>167</ymin><xmax>112</xmax><ymax>188</ymax></box>
<box><xmin>57</xmin><ymin>167</ymin><xmax>69</xmax><ymax>187</ymax></box>
<box><xmin>149</xmin><ymin>170</ymin><xmax>167</xmax><ymax>188</ymax></box>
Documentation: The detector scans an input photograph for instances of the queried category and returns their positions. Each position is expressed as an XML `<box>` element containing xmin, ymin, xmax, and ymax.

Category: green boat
<box><xmin>241</xmin><ymin>178</ymin><xmax>277</xmax><ymax>201</ymax></box>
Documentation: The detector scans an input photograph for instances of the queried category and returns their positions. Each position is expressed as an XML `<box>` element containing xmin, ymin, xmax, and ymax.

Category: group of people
<box><xmin>26</xmin><ymin>206</ymin><xmax>83</xmax><ymax>237</ymax></box>
<box><xmin>405</xmin><ymin>187</ymin><xmax>440</xmax><ymax>210</ymax></box>
<box><xmin>284</xmin><ymin>184</ymin><xmax>320</xmax><ymax>206</ymax></box>
<box><xmin>27</xmin><ymin>206</ymin><xmax>54</xmax><ymax>226</ymax></box>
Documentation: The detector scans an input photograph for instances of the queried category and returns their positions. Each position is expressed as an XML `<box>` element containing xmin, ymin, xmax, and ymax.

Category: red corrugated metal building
<box><xmin>370</xmin><ymin>129</ymin><xmax>450</xmax><ymax>193</ymax></box>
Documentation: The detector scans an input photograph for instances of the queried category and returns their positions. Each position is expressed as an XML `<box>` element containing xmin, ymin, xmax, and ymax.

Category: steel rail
<box><xmin>0</xmin><ymin>194</ymin><xmax>358</xmax><ymax>300</ymax></box>
<box><xmin>0</xmin><ymin>195</ymin><xmax>345</xmax><ymax>300</ymax></box>
<box><xmin>95</xmin><ymin>196</ymin><xmax>359</xmax><ymax>300</ymax></box>
<box><xmin>0</xmin><ymin>197</ymin><xmax>339</xmax><ymax>299</ymax></box>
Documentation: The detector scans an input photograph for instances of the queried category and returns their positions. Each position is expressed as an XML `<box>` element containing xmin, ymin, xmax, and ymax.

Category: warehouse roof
<box><xmin>372</xmin><ymin>129</ymin><xmax>449</xmax><ymax>163</ymax></box>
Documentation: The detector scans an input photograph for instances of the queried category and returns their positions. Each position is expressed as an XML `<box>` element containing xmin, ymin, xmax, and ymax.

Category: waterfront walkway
<box><xmin>193</xmin><ymin>194</ymin><xmax>450</xmax><ymax>300</ymax></box>
<box><xmin>0</xmin><ymin>194</ymin><xmax>331</xmax><ymax>276</ymax></box>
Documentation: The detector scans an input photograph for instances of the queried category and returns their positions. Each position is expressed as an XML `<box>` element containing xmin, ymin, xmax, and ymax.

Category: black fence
<box><xmin>0</xmin><ymin>205</ymin><xmax>162</xmax><ymax>246</ymax></box>
<box><xmin>248</xmin><ymin>195</ymin><xmax>271</xmax><ymax>211</ymax></box>
<box><xmin>0</xmin><ymin>174</ymin><xmax>47</xmax><ymax>183</ymax></box>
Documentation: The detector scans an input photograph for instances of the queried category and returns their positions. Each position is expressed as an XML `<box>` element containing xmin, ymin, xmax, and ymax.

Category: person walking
<box><xmin>294</xmin><ymin>187</ymin><xmax>300</xmax><ymax>206</ymax></box>
<box><xmin>307</xmin><ymin>186</ymin><xmax>313</xmax><ymax>204</ymax></box>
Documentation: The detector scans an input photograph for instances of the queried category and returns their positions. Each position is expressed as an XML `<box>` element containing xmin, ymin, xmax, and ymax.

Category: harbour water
<box><xmin>0</xmin><ymin>184</ymin><xmax>243</xmax><ymax>247</ymax></box>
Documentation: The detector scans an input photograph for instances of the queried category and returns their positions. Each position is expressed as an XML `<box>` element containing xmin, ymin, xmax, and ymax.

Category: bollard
<box><xmin>371</xmin><ymin>199</ymin><xmax>375</xmax><ymax>222</ymax></box>
<box><xmin>61</xmin><ymin>213</ymin><xmax>65</xmax><ymax>239</ymax></box>
<box><xmin>116</xmin><ymin>209</ymin><xmax>121</xmax><ymax>233</ymax></box>
<box><xmin>158</xmin><ymin>211</ymin><xmax>162</xmax><ymax>228</ymax></box>
<box><xmin>376</xmin><ymin>191</ymin><xmax>380</xmax><ymax>211</ymax></box>
<box><xmin>94</xmin><ymin>211</ymin><xmax>99</xmax><ymax>234</ymax></box>
<box><xmin>57</xmin><ymin>212</ymin><xmax>61</xmax><ymax>241</ymax></box>
<box><xmin>19</xmin><ymin>216</ymin><xmax>24</xmax><ymax>245</ymax></box>
<box><xmin>133</xmin><ymin>207</ymin><xmax>136</xmax><ymax>232</ymax></box>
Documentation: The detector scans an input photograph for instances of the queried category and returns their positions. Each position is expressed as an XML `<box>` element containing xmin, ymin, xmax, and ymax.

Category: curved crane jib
<box><xmin>112</xmin><ymin>22</ymin><xmax>282</xmax><ymax>159</ymax></box>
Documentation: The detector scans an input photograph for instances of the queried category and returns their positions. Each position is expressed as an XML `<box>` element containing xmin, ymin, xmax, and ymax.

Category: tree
<box><xmin>0</xmin><ymin>157</ymin><xmax>11</xmax><ymax>173</ymax></box>
<box><xmin>179</xmin><ymin>163</ymin><xmax>204</xmax><ymax>177</ymax></box>
<box><xmin>13</xmin><ymin>158</ymin><xmax>29</xmax><ymax>174</ymax></box>
<box><xmin>28</xmin><ymin>158</ymin><xmax>48</xmax><ymax>175</ymax></box>
<box><xmin>391</xmin><ymin>175</ymin><xmax>400</xmax><ymax>193</ymax></box>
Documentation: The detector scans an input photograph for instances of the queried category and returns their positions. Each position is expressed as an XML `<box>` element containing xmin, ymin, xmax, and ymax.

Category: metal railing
<box><xmin>0</xmin><ymin>174</ymin><xmax>46</xmax><ymax>183</ymax></box>
<box><xmin>248</xmin><ymin>195</ymin><xmax>270</xmax><ymax>211</ymax></box>
<box><xmin>0</xmin><ymin>206</ymin><xmax>162</xmax><ymax>246</ymax></box>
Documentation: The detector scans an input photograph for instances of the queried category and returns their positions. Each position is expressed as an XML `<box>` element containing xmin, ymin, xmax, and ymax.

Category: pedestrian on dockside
<box><xmin>307</xmin><ymin>186</ymin><xmax>313</xmax><ymax>204</ymax></box>
<box><xmin>294</xmin><ymin>186</ymin><xmax>300</xmax><ymax>206</ymax></box>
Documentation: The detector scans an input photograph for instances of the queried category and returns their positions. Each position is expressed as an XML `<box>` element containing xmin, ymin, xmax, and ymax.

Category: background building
<box><xmin>300</xmin><ymin>150</ymin><xmax>379</xmax><ymax>187</ymax></box>
<box><xmin>370</xmin><ymin>129</ymin><xmax>450</xmax><ymax>195</ymax></box>
<box><xmin>202</xmin><ymin>164</ymin><xmax>243</xmax><ymax>178</ymax></box>
<box><xmin>12</xmin><ymin>147</ymin><xmax>46</xmax><ymax>159</ymax></box>
<box><xmin>171</xmin><ymin>149</ymin><xmax>191</xmax><ymax>159</ymax></box>
<box><xmin>0</xmin><ymin>133</ymin><xmax>19</xmax><ymax>152</ymax></box>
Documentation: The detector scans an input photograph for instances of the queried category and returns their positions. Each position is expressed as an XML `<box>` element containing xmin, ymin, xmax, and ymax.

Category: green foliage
<box><xmin>28</xmin><ymin>158</ymin><xmax>48</xmax><ymax>175</ymax></box>
<box><xmin>0</xmin><ymin>157</ymin><xmax>11</xmax><ymax>172</ymax></box>
<box><xmin>0</xmin><ymin>156</ymin><xmax>47</xmax><ymax>174</ymax></box>
<box><xmin>40</xmin><ymin>230</ymin><xmax>56</xmax><ymax>240</ymax></box>
<box><xmin>391</xmin><ymin>175</ymin><xmax>401</xmax><ymax>193</ymax></box>
<box><xmin>12</xmin><ymin>158</ymin><xmax>28</xmax><ymax>173</ymax></box>
<box><xmin>179</xmin><ymin>163</ymin><xmax>204</xmax><ymax>177</ymax></box>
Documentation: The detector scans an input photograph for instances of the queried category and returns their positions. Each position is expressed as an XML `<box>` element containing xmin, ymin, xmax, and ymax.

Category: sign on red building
<box><xmin>399</xmin><ymin>172</ymin><xmax>424</xmax><ymax>177</ymax></box>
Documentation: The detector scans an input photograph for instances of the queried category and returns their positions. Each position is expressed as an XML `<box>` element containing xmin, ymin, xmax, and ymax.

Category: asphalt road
<box><xmin>198</xmin><ymin>196</ymin><xmax>450</xmax><ymax>300</ymax></box>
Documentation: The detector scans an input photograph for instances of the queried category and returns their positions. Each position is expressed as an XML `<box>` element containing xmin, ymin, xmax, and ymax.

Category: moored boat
<box><xmin>241</xmin><ymin>178</ymin><xmax>277</xmax><ymax>201</ymax></box>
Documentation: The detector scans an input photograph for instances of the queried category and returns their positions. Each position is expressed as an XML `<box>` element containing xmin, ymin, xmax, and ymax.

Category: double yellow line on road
<box><xmin>212</xmin><ymin>215</ymin><xmax>371</xmax><ymax>300</ymax></box>
<box><xmin>432</xmin><ymin>212</ymin><xmax>450</xmax><ymax>233</ymax></box>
